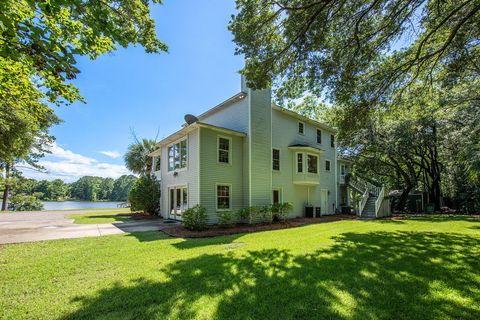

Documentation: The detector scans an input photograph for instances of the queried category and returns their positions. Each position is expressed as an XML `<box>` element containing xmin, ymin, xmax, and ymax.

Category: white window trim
<box><xmin>217</xmin><ymin>135</ymin><xmax>233</xmax><ymax>166</ymax></box>
<box><xmin>325</xmin><ymin>159</ymin><xmax>332</xmax><ymax>172</ymax></box>
<box><xmin>298</xmin><ymin>121</ymin><xmax>305</xmax><ymax>135</ymax></box>
<box><xmin>316</xmin><ymin>128</ymin><xmax>322</xmax><ymax>144</ymax></box>
<box><xmin>167</xmin><ymin>184</ymin><xmax>189</xmax><ymax>218</ymax></box>
<box><xmin>167</xmin><ymin>137</ymin><xmax>188</xmax><ymax>173</ymax></box>
<box><xmin>272</xmin><ymin>148</ymin><xmax>281</xmax><ymax>172</ymax></box>
<box><xmin>272</xmin><ymin>187</ymin><xmax>282</xmax><ymax>204</ymax></box>
<box><xmin>330</xmin><ymin>134</ymin><xmax>335</xmax><ymax>148</ymax></box>
<box><xmin>216</xmin><ymin>183</ymin><xmax>232</xmax><ymax>211</ymax></box>
<box><xmin>307</xmin><ymin>153</ymin><xmax>319</xmax><ymax>175</ymax></box>
<box><xmin>296</xmin><ymin>152</ymin><xmax>304</xmax><ymax>173</ymax></box>
<box><xmin>154</xmin><ymin>155</ymin><xmax>161</xmax><ymax>172</ymax></box>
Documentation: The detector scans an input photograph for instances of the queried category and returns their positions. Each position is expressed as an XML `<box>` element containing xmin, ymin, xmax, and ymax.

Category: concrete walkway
<box><xmin>0</xmin><ymin>210</ymin><xmax>177</xmax><ymax>244</ymax></box>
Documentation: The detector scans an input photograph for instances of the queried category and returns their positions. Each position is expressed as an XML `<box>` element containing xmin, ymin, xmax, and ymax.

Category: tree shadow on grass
<box><xmin>63</xmin><ymin>231</ymin><xmax>480</xmax><ymax>320</ymax></box>
<box><xmin>172</xmin><ymin>233</ymin><xmax>245</xmax><ymax>250</ymax></box>
<box><xmin>406</xmin><ymin>215</ymin><xmax>480</xmax><ymax>222</ymax></box>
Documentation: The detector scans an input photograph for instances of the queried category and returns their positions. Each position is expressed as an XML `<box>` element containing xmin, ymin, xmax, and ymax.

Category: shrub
<box><xmin>273</xmin><ymin>202</ymin><xmax>293</xmax><ymax>221</ymax></box>
<box><xmin>182</xmin><ymin>205</ymin><xmax>208</xmax><ymax>231</ymax></box>
<box><xmin>8</xmin><ymin>194</ymin><xmax>44</xmax><ymax>211</ymax></box>
<box><xmin>236</xmin><ymin>206</ymin><xmax>262</xmax><ymax>224</ymax></box>
<box><xmin>128</xmin><ymin>174</ymin><xmax>161</xmax><ymax>214</ymax></box>
<box><xmin>258</xmin><ymin>205</ymin><xmax>273</xmax><ymax>223</ymax></box>
<box><xmin>218</xmin><ymin>210</ymin><xmax>234</xmax><ymax>227</ymax></box>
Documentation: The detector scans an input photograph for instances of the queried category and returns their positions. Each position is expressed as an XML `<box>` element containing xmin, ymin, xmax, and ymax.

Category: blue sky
<box><xmin>23</xmin><ymin>0</ymin><xmax>244</xmax><ymax>182</ymax></box>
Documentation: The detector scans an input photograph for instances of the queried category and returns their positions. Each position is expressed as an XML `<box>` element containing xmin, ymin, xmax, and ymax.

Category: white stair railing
<box><xmin>375</xmin><ymin>185</ymin><xmax>385</xmax><ymax>217</ymax></box>
<box><xmin>359</xmin><ymin>189</ymin><xmax>369</xmax><ymax>216</ymax></box>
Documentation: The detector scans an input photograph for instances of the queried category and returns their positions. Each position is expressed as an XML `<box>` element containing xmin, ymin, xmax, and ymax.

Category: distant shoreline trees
<box><xmin>1</xmin><ymin>172</ymin><xmax>137</xmax><ymax>209</ymax></box>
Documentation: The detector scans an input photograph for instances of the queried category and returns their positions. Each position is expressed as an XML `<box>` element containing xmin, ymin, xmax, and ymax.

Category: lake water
<box><xmin>41</xmin><ymin>201</ymin><xmax>124</xmax><ymax>211</ymax></box>
<box><xmin>1</xmin><ymin>200</ymin><xmax>124</xmax><ymax>211</ymax></box>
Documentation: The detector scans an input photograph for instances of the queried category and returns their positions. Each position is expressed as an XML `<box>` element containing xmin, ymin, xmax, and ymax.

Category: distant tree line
<box><xmin>4</xmin><ymin>172</ymin><xmax>137</xmax><ymax>203</ymax></box>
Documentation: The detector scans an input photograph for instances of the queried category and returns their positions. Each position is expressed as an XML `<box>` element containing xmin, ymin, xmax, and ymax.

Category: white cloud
<box><xmin>100</xmin><ymin>150</ymin><xmax>121</xmax><ymax>158</ymax></box>
<box><xmin>20</xmin><ymin>142</ymin><xmax>130</xmax><ymax>182</ymax></box>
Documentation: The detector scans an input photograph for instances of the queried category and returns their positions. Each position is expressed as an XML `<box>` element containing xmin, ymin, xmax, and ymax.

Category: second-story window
<box><xmin>298</xmin><ymin>121</ymin><xmax>304</xmax><ymax>135</ymax></box>
<box><xmin>218</xmin><ymin>137</ymin><xmax>231</xmax><ymax>164</ymax></box>
<box><xmin>307</xmin><ymin>154</ymin><xmax>318</xmax><ymax>173</ymax></box>
<box><xmin>168</xmin><ymin>139</ymin><xmax>187</xmax><ymax>171</ymax></box>
<box><xmin>272</xmin><ymin>148</ymin><xmax>280</xmax><ymax>171</ymax></box>
<box><xmin>331</xmin><ymin>134</ymin><xmax>335</xmax><ymax>147</ymax></box>
<box><xmin>154</xmin><ymin>156</ymin><xmax>161</xmax><ymax>171</ymax></box>
<box><xmin>325</xmin><ymin>160</ymin><xmax>331</xmax><ymax>171</ymax></box>
<box><xmin>297</xmin><ymin>153</ymin><xmax>303</xmax><ymax>173</ymax></box>
<box><xmin>317</xmin><ymin>129</ymin><xmax>322</xmax><ymax>144</ymax></box>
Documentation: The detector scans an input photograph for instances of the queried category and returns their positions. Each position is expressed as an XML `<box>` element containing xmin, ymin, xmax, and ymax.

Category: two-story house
<box><xmin>149</xmin><ymin>75</ymin><xmax>353</xmax><ymax>223</ymax></box>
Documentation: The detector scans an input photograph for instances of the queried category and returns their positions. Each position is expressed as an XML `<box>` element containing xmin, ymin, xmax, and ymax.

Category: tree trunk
<box><xmin>396</xmin><ymin>185</ymin><xmax>413</xmax><ymax>212</ymax></box>
<box><xmin>1</xmin><ymin>162</ymin><xmax>11</xmax><ymax>211</ymax></box>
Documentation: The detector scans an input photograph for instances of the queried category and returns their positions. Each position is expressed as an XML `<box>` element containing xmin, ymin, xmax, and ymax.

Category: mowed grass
<box><xmin>1</xmin><ymin>216</ymin><xmax>480</xmax><ymax>320</ymax></box>
<box><xmin>66</xmin><ymin>208</ymin><xmax>132</xmax><ymax>224</ymax></box>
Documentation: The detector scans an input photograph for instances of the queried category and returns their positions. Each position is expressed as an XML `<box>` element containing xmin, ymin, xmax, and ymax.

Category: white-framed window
<box><xmin>168</xmin><ymin>139</ymin><xmax>187</xmax><ymax>171</ymax></box>
<box><xmin>216</xmin><ymin>184</ymin><xmax>231</xmax><ymax>210</ymax></box>
<box><xmin>272</xmin><ymin>148</ymin><xmax>280</xmax><ymax>171</ymax></box>
<box><xmin>307</xmin><ymin>154</ymin><xmax>319</xmax><ymax>174</ymax></box>
<box><xmin>330</xmin><ymin>134</ymin><xmax>335</xmax><ymax>147</ymax></box>
<box><xmin>298</xmin><ymin>121</ymin><xmax>305</xmax><ymax>135</ymax></box>
<box><xmin>296</xmin><ymin>152</ymin><xmax>304</xmax><ymax>173</ymax></box>
<box><xmin>272</xmin><ymin>188</ymin><xmax>281</xmax><ymax>204</ymax></box>
<box><xmin>316</xmin><ymin>129</ymin><xmax>322</xmax><ymax>144</ymax></box>
<box><xmin>325</xmin><ymin>160</ymin><xmax>331</xmax><ymax>171</ymax></box>
<box><xmin>169</xmin><ymin>185</ymin><xmax>188</xmax><ymax>217</ymax></box>
<box><xmin>341</xmin><ymin>164</ymin><xmax>347</xmax><ymax>175</ymax></box>
<box><xmin>217</xmin><ymin>136</ymin><xmax>231</xmax><ymax>164</ymax></box>
<box><xmin>154</xmin><ymin>156</ymin><xmax>161</xmax><ymax>172</ymax></box>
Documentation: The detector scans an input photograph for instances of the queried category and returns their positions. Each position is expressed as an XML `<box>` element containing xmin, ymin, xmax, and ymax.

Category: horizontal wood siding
<box><xmin>199</xmin><ymin>128</ymin><xmax>244</xmax><ymax>223</ymax></box>
<box><xmin>271</xmin><ymin>109</ymin><xmax>338</xmax><ymax>217</ymax></box>
<box><xmin>160</xmin><ymin>129</ymin><xmax>200</xmax><ymax>218</ymax></box>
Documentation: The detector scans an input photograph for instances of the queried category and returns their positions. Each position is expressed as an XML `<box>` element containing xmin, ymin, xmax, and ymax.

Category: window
<box><xmin>169</xmin><ymin>186</ymin><xmax>188</xmax><ymax>216</ymax></box>
<box><xmin>330</xmin><ymin>134</ymin><xmax>335</xmax><ymax>147</ymax></box>
<box><xmin>341</xmin><ymin>164</ymin><xmax>347</xmax><ymax>175</ymax></box>
<box><xmin>272</xmin><ymin>148</ymin><xmax>280</xmax><ymax>171</ymax></box>
<box><xmin>325</xmin><ymin>160</ymin><xmax>331</xmax><ymax>171</ymax></box>
<box><xmin>317</xmin><ymin>129</ymin><xmax>322</xmax><ymax>144</ymax></box>
<box><xmin>217</xmin><ymin>185</ymin><xmax>231</xmax><ymax>210</ymax></box>
<box><xmin>273</xmin><ymin>189</ymin><xmax>281</xmax><ymax>204</ymax></box>
<box><xmin>218</xmin><ymin>137</ymin><xmax>231</xmax><ymax>164</ymax></box>
<box><xmin>298</xmin><ymin>122</ymin><xmax>304</xmax><ymax>135</ymax></box>
<box><xmin>307</xmin><ymin>154</ymin><xmax>318</xmax><ymax>173</ymax></box>
<box><xmin>168</xmin><ymin>139</ymin><xmax>187</xmax><ymax>171</ymax></box>
<box><xmin>154</xmin><ymin>156</ymin><xmax>161</xmax><ymax>171</ymax></box>
<box><xmin>297</xmin><ymin>153</ymin><xmax>303</xmax><ymax>173</ymax></box>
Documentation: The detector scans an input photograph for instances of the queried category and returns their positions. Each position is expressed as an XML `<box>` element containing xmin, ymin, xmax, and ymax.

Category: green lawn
<box><xmin>66</xmin><ymin>208</ymin><xmax>133</xmax><ymax>224</ymax></box>
<box><xmin>1</xmin><ymin>216</ymin><xmax>480</xmax><ymax>320</ymax></box>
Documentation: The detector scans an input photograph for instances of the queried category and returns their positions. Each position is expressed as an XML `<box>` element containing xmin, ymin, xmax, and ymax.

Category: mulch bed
<box><xmin>162</xmin><ymin>214</ymin><xmax>357</xmax><ymax>238</ymax></box>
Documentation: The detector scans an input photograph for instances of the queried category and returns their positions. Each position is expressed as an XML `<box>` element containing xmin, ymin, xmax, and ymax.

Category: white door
<box><xmin>320</xmin><ymin>189</ymin><xmax>328</xmax><ymax>215</ymax></box>
<box><xmin>168</xmin><ymin>186</ymin><xmax>188</xmax><ymax>220</ymax></box>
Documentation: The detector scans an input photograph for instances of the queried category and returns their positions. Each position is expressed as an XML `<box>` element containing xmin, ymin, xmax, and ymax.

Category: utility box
<box><xmin>305</xmin><ymin>206</ymin><xmax>314</xmax><ymax>218</ymax></box>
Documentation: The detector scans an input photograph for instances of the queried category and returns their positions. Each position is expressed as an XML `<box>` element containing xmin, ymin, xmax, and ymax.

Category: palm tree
<box><xmin>124</xmin><ymin>136</ymin><xmax>158</xmax><ymax>175</ymax></box>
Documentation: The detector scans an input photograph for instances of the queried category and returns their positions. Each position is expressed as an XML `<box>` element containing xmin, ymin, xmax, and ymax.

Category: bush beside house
<box><xmin>128</xmin><ymin>175</ymin><xmax>161</xmax><ymax>214</ymax></box>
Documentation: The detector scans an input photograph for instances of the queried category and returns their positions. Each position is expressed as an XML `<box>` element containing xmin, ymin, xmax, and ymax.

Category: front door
<box><xmin>169</xmin><ymin>186</ymin><xmax>188</xmax><ymax>220</ymax></box>
<box><xmin>320</xmin><ymin>189</ymin><xmax>328</xmax><ymax>215</ymax></box>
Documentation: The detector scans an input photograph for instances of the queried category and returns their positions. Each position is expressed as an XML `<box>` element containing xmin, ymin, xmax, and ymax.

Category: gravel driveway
<box><xmin>0</xmin><ymin>210</ymin><xmax>176</xmax><ymax>244</ymax></box>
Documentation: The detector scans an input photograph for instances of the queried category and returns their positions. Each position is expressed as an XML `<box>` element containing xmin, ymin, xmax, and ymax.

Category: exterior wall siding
<box><xmin>248</xmin><ymin>88</ymin><xmax>272</xmax><ymax>207</ymax></box>
<box><xmin>200</xmin><ymin>98</ymin><xmax>249</xmax><ymax>133</ymax></box>
<box><xmin>199</xmin><ymin>127</ymin><xmax>244</xmax><ymax>224</ymax></box>
<box><xmin>271</xmin><ymin>109</ymin><xmax>338</xmax><ymax>217</ymax></box>
<box><xmin>159</xmin><ymin>129</ymin><xmax>200</xmax><ymax>219</ymax></box>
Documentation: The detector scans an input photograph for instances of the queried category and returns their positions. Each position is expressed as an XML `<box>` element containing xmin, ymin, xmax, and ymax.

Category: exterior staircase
<box><xmin>347</xmin><ymin>175</ymin><xmax>387</xmax><ymax>218</ymax></box>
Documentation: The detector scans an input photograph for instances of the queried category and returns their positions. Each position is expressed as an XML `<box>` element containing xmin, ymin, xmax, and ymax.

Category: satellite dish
<box><xmin>184</xmin><ymin>114</ymin><xmax>199</xmax><ymax>125</ymax></box>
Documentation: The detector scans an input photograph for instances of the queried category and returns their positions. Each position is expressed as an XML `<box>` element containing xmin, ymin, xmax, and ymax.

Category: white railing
<box><xmin>349</xmin><ymin>176</ymin><xmax>381</xmax><ymax>196</ymax></box>
<box><xmin>359</xmin><ymin>189</ymin><xmax>369</xmax><ymax>216</ymax></box>
<box><xmin>375</xmin><ymin>185</ymin><xmax>385</xmax><ymax>217</ymax></box>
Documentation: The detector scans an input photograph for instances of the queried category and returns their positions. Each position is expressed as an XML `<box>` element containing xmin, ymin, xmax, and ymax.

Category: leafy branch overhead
<box><xmin>229</xmin><ymin>0</ymin><xmax>480</xmax><ymax>106</ymax></box>
<box><xmin>0</xmin><ymin>0</ymin><xmax>167</xmax><ymax>105</ymax></box>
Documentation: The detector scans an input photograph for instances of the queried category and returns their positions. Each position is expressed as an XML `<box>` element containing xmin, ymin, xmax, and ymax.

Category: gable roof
<box><xmin>272</xmin><ymin>104</ymin><xmax>337</xmax><ymax>134</ymax></box>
